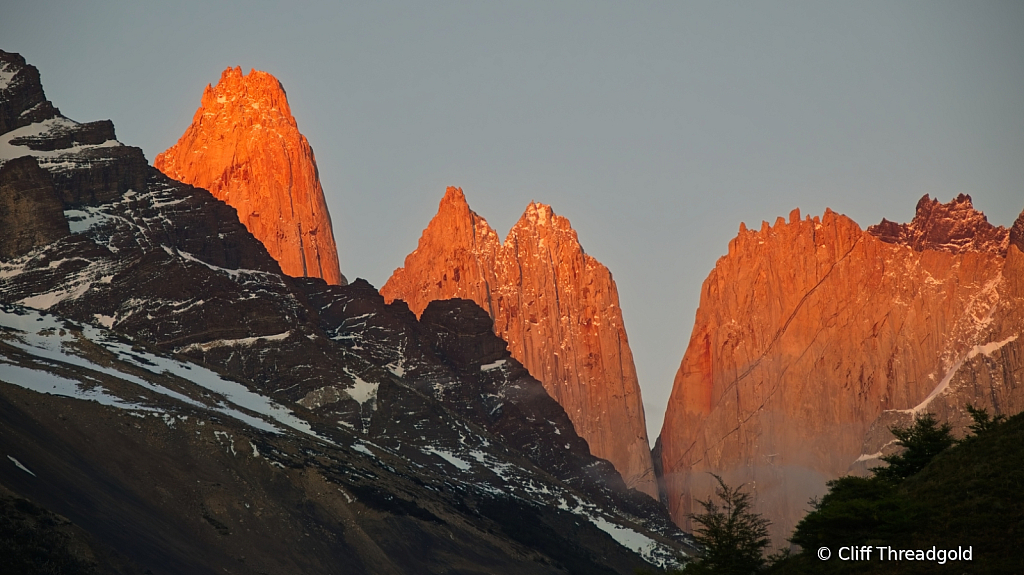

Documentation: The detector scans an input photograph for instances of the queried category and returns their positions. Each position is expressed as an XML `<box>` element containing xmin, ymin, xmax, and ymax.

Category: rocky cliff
<box><xmin>0</xmin><ymin>156</ymin><xmax>69</xmax><ymax>259</ymax></box>
<box><xmin>382</xmin><ymin>187</ymin><xmax>657</xmax><ymax>498</ymax></box>
<box><xmin>155</xmin><ymin>67</ymin><xmax>344</xmax><ymax>285</ymax></box>
<box><xmin>658</xmin><ymin>198</ymin><xmax>1024</xmax><ymax>545</ymax></box>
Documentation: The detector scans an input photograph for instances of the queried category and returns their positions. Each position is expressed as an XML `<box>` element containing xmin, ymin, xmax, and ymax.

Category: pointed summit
<box><xmin>386</xmin><ymin>187</ymin><xmax>501</xmax><ymax>313</ymax></box>
<box><xmin>156</xmin><ymin>67</ymin><xmax>345</xmax><ymax>285</ymax></box>
<box><xmin>382</xmin><ymin>188</ymin><xmax>658</xmax><ymax>498</ymax></box>
<box><xmin>441</xmin><ymin>184</ymin><xmax>468</xmax><ymax>205</ymax></box>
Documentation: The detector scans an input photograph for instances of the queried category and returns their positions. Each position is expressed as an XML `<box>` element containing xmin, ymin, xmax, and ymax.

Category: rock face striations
<box><xmin>382</xmin><ymin>187</ymin><xmax>657</xmax><ymax>498</ymax></box>
<box><xmin>657</xmin><ymin>198</ymin><xmax>1024</xmax><ymax>544</ymax></box>
<box><xmin>155</xmin><ymin>67</ymin><xmax>344</xmax><ymax>285</ymax></box>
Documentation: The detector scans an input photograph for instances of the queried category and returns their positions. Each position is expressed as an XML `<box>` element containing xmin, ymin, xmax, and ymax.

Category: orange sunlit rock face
<box><xmin>156</xmin><ymin>67</ymin><xmax>344</xmax><ymax>285</ymax></box>
<box><xmin>658</xmin><ymin>196</ymin><xmax>1024</xmax><ymax>545</ymax></box>
<box><xmin>382</xmin><ymin>187</ymin><xmax>658</xmax><ymax>497</ymax></box>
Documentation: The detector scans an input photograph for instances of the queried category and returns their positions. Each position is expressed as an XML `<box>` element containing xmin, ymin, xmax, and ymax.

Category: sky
<box><xmin>3</xmin><ymin>1</ymin><xmax>1022</xmax><ymax>444</ymax></box>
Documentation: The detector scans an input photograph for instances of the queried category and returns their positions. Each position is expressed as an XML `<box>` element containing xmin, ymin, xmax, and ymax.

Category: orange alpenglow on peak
<box><xmin>382</xmin><ymin>187</ymin><xmax>658</xmax><ymax>498</ymax></box>
<box><xmin>155</xmin><ymin>67</ymin><xmax>345</xmax><ymax>285</ymax></box>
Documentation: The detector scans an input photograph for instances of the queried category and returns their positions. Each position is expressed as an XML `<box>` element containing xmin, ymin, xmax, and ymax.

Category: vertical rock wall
<box><xmin>658</xmin><ymin>198</ymin><xmax>1024</xmax><ymax>545</ymax></box>
<box><xmin>0</xmin><ymin>157</ymin><xmax>69</xmax><ymax>259</ymax></box>
<box><xmin>156</xmin><ymin>67</ymin><xmax>344</xmax><ymax>285</ymax></box>
<box><xmin>382</xmin><ymin>187</ymin><xmax>658</xmax><ymax>497</ymax></box>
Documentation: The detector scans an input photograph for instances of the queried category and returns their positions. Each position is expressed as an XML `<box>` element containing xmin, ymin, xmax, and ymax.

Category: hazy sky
<box><xmin>4</xmin><ymin>1</ymin><xmax>1022</xmax><ymax>443</ymax></box>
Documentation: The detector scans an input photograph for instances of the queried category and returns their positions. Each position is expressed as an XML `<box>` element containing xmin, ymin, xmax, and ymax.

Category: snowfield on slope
<box><xmin>0</xmin><ymin>303</ymin><xmax>330</xmax><ymax>442</ymax></box>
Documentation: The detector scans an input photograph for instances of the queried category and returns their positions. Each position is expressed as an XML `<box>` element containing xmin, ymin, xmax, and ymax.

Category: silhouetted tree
<box><xmin>965</xmin><ymin>403</ymin><xmax>1006</xmax><ymax>436</ymax></box>
<box><xmin>874</xmin><ymin>413</ymin><xmax>954</xmax><ymax>481</ymax></box>
<box><xmin>687</xmin><ymin>474</ymin><xmax>770</xmax><ymax>575</ymax></box>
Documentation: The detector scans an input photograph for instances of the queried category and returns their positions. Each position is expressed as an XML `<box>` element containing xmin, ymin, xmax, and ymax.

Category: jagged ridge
<box><xmin>382</xmin><ymin>187</ymin><xmax>658</xmax><ymax>498</ymax></box>
<box><xmin>867</xmin><ymin>193</ymin><xmax>1009</xmax><ymax>255</ymax></box>
<box><xmin>658</xmin><ymin>199</ymin><xmax>1024</xmax><ymax>545</ymax></box>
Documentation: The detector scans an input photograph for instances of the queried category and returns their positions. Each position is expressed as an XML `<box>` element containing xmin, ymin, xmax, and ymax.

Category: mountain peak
<box><xmin>0</xmin><ymin>50</ymin><xmax>61</xmax><ymax>134</ymax></box>
<box><xmin>383</xmin><ymin>188</ymin><xmax>658</xmax><ymax>498</ymax></box>
<box><xmin>156</xmin><ymin>68</ymin><xmax>344</xmax><ymax>285</ymax></box>
<box><xmin>436</xmin><ymin>186</ymin><xmax>476</xmax><ymax>219</ymax></box>
<box><xmin>867</xmin><ymin>193</ymin><xmax>1008</xmax><ymax>255</ymax></box>
<box><xmin>520</xmin><ymin>201</ymin><xmax>556</xmax><ymax>226</ymax></box>
<box><xmin>197</xmin><ymin>66</ymin><xmax>291</xmax><ymax>118</ymax></box>
<box><xmin>1011</xmin><ymin>211</ymin><xmax>1024</xmax><ymax>255</ymax></box>
<box><xmin>441</xmin><ymin>185</ymin><xmax>467</xmax><ymax>204</ymax></box>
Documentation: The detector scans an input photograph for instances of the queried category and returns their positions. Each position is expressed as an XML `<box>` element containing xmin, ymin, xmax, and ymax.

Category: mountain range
<box><xmin>381</xmin><ymin>186</ymin><xmax>657</xmax><ymax>498</ymax></box>
<box><xmin>2</xmin><ymin>48</ymin><xmax>1022</xmax><ymax>571</ymax></box>
<box><xmin>0</xmin><ymin>50</ymin><xmax>694</xmax><ymax>574</ymax></box>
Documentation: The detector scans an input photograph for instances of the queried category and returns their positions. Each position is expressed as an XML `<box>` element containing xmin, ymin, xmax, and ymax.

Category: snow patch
<box><xmin>162</xmin><ymin>246</ymin><xmax>280</xmax><ymax>281</ymax></box>
<box><xmin>344</xmin><ymin>371</ymin><xmax>379</xmax><ymax>405</ymax></box>
<box><xmin>0</xmin><ymin>260</ymin><xmax>29</xmax><ymax>279</ymax></box>
<box><xmin>177</xmin><ymin>331</ymin><xmax>291</xmax><ymax>353</ymax></box>
<box><xmin>18</xmin><ymin>280</ymin><xmax>93</xmax><ymax>310</ymax></box>
<box><xmin>0</xmin><ymin>117</ymin><xmax>122</xmax><ymax>164</ymax></box>
<box><xmin>14</xmin><ymin>258</ymin><xmax>119</xmax><ymax>311</ymax></box>
<box><xmin>385</xmin><ymin>358</ymin><xmax>406</xmax><ymax>377</ymax></box>
<box><xmin>966</xmin><ymin>335</ymin><xmax>1017</xmax><ymax>359</ymax></box>
<box><xmin>554</xmin><ymin>499</ymin><xmax>685</xmax><ymax>567</ymax></box>
<box><xmin>0</xmin><ymin>305</ymin><xmax>332</xmax><ymax>444</ymax></box>
<box><xmin>587</xmin><ymin>514</ymin><xmax>669</xmax><ymax>564</ymax></box>
<box><xmin>352</xmin><ymin>444</ymin><xmax>374</xmax><ymax>457</ymax></box>
<box><xmin>424</xmin><ymin>447</ymin><xmax>471</xmax><ymax>471</ymax></box>
<box><xmin>904</xmin><ymin>279</ymin><xmax>1004</xmax><ymax>415</ymax></box>
<box><xmin>0</xmin><ymin>360</ymin><xmax>155</xmax><ymax>413</ymax></box>
<box><xmin>855</xmin><ymin>440</ymin><xmax>898</xmax><ymax>463</ymax></box>
<box><xmin>7</xmin><ymin>455</ymin><xmax>36</xmax><ymax>477</ymax></box>
<box><xmin>0</xmin><ymin>63</ymin><xmax>17</xmax><ymax>89</ymax></box>
<box><xmin>65</xmin><ymin>208</ymin><xmax>111</xmax><ymax>234</ymax></box>
<box><xmin>94</xmin><ymin>314</ymin><xmax>115</xmax><ymax>328</ymax></box>
<box><xmin>480</xmin><ymin>359</ymin><xmax>506</xmax><ymax>371</ymax></box>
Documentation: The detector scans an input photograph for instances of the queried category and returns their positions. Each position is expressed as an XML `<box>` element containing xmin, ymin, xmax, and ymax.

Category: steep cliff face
<box><xmin>0</xmin><ymin>157</ymin><xmax>69</xmax><ymax>259</ymax></box>
<box><xmin>382</xmin><ymin>187</ymin><xmax>657</xmax><ymax>497</ymax></box>
<box><xmin>658</xmin><ymin>198</ymin><xmax>1024</xmax><ymax>545</ymax></box>
<box><xmin>155</xmin><ymin>67</ymin><xmax>344</xmax><ymax>285</ymax></box>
